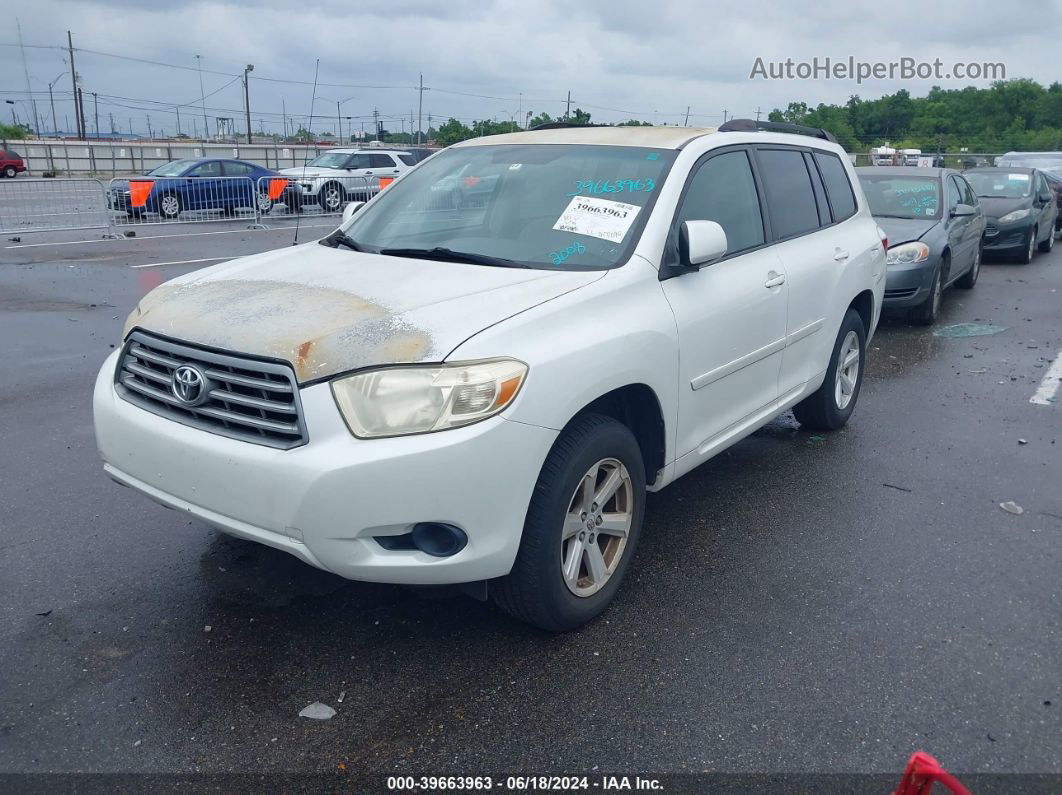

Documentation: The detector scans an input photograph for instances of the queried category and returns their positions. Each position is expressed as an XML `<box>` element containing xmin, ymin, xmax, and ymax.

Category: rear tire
<box><xmin>492</xmin><ymin>413</ymin><xmax>646</xmax><ymax>632</ymax></box>
<box><xmin>2</xmin><ymin>166</ymin><xmax>16</xmax><ymax>178</ymax></box>
<box><xmin>158</xmin><ymin>192</ymin><xmax>182</xmax><ymax>220</ymax></box>
<box><xmin>792</xmin><ymin>308</ymin><xmax>866</xmax><ymax>431</ymax></box>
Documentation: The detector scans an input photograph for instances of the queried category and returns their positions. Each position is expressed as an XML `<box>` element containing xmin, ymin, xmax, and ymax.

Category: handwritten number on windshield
<box><xmin>568</xmin><ymin>178</ymin><xmax>655</xmax><ymax>197</ymax></box>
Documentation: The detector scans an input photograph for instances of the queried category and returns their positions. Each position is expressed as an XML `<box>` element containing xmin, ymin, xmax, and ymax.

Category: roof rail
<box><xmin>718</xmin><ymin>118</ymin><xmax>838</xmax><ymax>144</ymax></box>
<box><xmin>529</xmin><ymin>122</ymin><xmax>607</xmax><ymax>131</ymax></box>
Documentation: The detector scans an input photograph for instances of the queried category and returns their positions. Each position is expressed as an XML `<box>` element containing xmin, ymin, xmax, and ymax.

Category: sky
<box><xmin>2</xmin><ymin>0</ymin><xmax>1059</xmax><ymax>139</ymax></box>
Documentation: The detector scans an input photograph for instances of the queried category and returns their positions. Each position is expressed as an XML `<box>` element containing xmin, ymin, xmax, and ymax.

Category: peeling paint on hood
<box><xmin>126</xmin><ymin>243</ymin><xmax>604</xmax><ymax>383</ymax></box>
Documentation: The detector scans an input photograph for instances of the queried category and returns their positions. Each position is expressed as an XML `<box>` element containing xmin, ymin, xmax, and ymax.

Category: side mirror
<box><xmin>341</xmin><ymin>200</ymin><xmax>365</xmax><ymax>224</ymax></box>
<box><xmin>950</xmin><ymin>204</ymin><xmax>975</xmax><ymax>217</ymax></box>
<box><xmin>1040</xmin><ymin>192</ymin><xmax>1053</xmax><ymax>204</ymax></box>
<box><xmin>680</xmin><ymin>220</ymin><xmax>728</xmax><ymax>267</ymax></box>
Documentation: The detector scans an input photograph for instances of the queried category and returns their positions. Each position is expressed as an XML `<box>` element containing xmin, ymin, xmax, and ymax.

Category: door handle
<box><xmin>834</xmin><ymin>248</ymin><xmax>850</xmax><ymax>261</ymax></box>
<box><xmin>764</xmin><ymin>271</ymin><xmax>786</xmax><ymax>288</ymax></box>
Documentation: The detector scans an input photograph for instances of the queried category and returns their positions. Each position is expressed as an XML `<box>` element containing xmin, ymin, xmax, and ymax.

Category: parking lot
<box><xmin>1</xmin><ymin>219</ymin><xmax>1060</xmax><ymax>786</ymax></box>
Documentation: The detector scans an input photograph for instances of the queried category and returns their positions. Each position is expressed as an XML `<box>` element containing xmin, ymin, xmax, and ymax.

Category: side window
<box><xmin>947</xmin><ymin>176</ymin><xmax>963</xmax><ymax>209</ymax></box>
<box><xmin>369</xmin><ymin>154</ymin><xmax>396</xmax><ymax>169</ymax></box>
<box><xmin>398</xmin><ymin>153</ymin><xmax>417</xmax><ymax>166</ymax></box>
<box><xmin>803</xmin><ymin>152</ymin><xmax>831</xmax><ymax>226</ymax></box>
<box><xmin>757</xmin><ymin>148</ymin><xmax>819</xmax><ymax>239</ymax></box>
<box><xmin>223</xmin><ymin>161</ymin><xmax>254</xmax><ymax>176</ymax></box>
<box><xmin>188</xmin><ymin>161</ymin><xmax>222</xmax><ymax>178</ymax></box>
<box><xmin>814</xmin><ymin>152</ymin><xmax>857</xmax><ymax>221</ymax></box>
<box><xmin>958</xmin><ymin>177</ymin><xmax>977</xmax><ymax>206</ymax></box>
<box><xmin>674</xmin><ymin>149</ymin><xmax>764</xmax><ymax>257</ymax></box>
<box><xmin>346</xmin><ymin>154</ymin><xmax>371</xmax><ymax>170</ymax></box>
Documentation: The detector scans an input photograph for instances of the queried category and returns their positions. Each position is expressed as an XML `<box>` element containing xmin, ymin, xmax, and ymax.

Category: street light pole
<box><xmin>242</xmin><ymin>64</ymin><xmax>254</xmax><ymax>144</ymax></box>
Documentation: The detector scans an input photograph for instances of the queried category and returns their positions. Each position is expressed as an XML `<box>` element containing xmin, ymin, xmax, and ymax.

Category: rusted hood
<box><xmin>126</xmin><ymin>243</ymin><xmax>604</xmax><ymax>383</ymax></box>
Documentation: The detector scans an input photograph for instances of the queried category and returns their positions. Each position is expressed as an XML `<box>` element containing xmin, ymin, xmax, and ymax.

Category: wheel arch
<box><xmin>570</xmin><ymin>383</ymin><xmax>666</xmax><ymax>486</ymax></box>
<box><xmin>848</xmin><ymin>289</ymin><xmax>875</xmax><ymax>336</ymax></box>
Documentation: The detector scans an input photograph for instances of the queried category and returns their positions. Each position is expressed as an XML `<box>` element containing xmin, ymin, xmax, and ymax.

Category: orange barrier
<box><xmin>128</xmin><ymin>180</ymin><xmax>154</xmax><ymax>208</ymax></box>
<box><xmin>267</xmin><ymin>178</ymin><xmax>289</xmax><ymax>201</ymax></box>
<box><xmin>378</xmin><ymin>177</ymin><xmax>394</xmax><ymax>189</ymax></box>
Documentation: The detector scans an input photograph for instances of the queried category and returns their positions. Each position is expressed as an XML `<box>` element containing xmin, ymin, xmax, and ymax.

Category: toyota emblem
<box><xmin>171</xmin><ymin>365</ymin><xmax>206</xmax><ymax>404</ymax></box>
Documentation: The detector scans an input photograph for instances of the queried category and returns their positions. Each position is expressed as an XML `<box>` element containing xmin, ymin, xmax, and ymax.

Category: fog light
<box><xmin>411</xmin><ymin>523</ymin><xmax>467</xmax><ymax>557</ymax></box>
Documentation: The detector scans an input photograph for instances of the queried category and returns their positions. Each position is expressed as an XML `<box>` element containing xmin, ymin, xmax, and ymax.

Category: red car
<box><xmin>1</xmin><ymin>147</ymin><xmax>26</xmax><ymax>178</ymax></box>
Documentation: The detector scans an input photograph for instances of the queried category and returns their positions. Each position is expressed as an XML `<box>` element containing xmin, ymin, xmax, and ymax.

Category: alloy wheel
<box><xmin>160</xmin><ymin>195</ymin><xmax>180</xmax><ymax>218</ymax></box>
<box><xmin>560</xmin><ymin>458</ymin><xmax>633</xmax><ymax>597</ymax></box>
<box><xmin>834</xmin><ymin>330</ymin><xmax>860</xmax><ymax>411</ymax></box>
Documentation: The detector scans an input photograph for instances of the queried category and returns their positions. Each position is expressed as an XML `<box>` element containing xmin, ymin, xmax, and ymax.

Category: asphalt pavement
<box><xmin>0</xmin><ymin>226</ymin><xmax>1059</xmax><ymax>788</ymax></box>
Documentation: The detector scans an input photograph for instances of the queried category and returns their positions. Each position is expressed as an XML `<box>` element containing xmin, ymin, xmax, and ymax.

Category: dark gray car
<box><xmin>963</xmin><ymin>167</ymin><xmax>1058</xmax><ymax>263</ymax></box>
<box><xmin>856</xmin><ymin>167</ymin><xmax>985</xmax><ymax>325</ymax></box>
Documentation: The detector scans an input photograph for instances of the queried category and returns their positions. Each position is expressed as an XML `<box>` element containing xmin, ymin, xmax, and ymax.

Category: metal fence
<box><xmin>0</xmin><ymin>178</ymin><xmax>115</xmax><ymax>236</ymax></box>
<box><xmin>0</xmin><ymin>172</ymin><xmax>376</xmax><ymax>238</ymax></box>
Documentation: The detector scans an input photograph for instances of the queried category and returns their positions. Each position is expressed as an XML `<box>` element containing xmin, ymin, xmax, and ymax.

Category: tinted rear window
<box><xmin>398</xmin><ymin>154</ymin><xmax>416</xmax><ymax>166</ymax></box>
<box><xmin>815</xmin><ymin>153</ymin><xmax>857</xmax><ymax>221</ymax></box>
<box><xmin>757</xmin><ymin>148</ymin><xmax>819</xmax><ymax>239</ymax></box>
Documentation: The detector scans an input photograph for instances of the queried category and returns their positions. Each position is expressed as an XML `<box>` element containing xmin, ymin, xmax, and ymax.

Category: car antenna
<box><xmin>292</xmin><ymin>58</ymin><xmax>320</xmax><ymax>246</ymax></box>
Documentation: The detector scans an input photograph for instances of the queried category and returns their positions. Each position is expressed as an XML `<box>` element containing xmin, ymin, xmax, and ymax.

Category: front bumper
<box><xmin>983</xmin><ymin>219</ymin><xmax>1033</xmax><ymax>252</ymax></box>
<box><xmin>93</xmin><ymin>351</ymin><xmax>557</xmax><ymax>584</ymax></box>
<box><xmin>881</xmin><ymin>256</ymin><xmax>938</xmax><ymax>308</ymax></box>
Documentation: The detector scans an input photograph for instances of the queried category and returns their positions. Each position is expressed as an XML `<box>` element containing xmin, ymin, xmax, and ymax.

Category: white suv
<box><xmin>279</xmin><ymin>148</ymin><xmax>416</xmax><ymax>212</ymax></box>
<box><xmin>94</xmin><ymin>122</ymin><xmax>885</xmax><ymax>631</ymax></box>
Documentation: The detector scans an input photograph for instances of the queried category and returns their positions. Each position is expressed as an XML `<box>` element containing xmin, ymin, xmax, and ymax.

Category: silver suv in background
<box><xmin>280</xmin><ymin>149</ymin><xmax>417</xmax><ymax>212</ymax></box>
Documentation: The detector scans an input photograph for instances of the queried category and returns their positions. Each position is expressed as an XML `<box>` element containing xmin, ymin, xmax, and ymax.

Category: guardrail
<box><xmin>0</xmin><ymin>177</ymin><xmax>117</xmax><ymax>237</ymax></box>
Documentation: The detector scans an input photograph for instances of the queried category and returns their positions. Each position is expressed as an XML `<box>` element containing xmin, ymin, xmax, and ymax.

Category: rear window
<box><xmin>4</xmin><ymin>150</ymin><xmax>20</xmax><ymax>159</ymax></box>
<box><xmin>858</xmin><ymin>175</ymin><xmax>941</xmax><ymax>219</ymax></box>
<box><xmin>398</xmin><ymin>154</ymin><xmax>417</xmax><ymax>166</ymax></box>
<box><xmin>757</xmin><ymin>148</ymin><xmax>819</xmax><ymax>240</ymax></box>
<box><xmin>815</xmin><ymin>153</ymin><xmax>857</xmax><ymax>221</ymax></box>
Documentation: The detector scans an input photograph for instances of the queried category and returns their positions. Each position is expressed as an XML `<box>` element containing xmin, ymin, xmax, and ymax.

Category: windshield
<box><xmin>306</xmin><ymin>152</ymin><xmax>352</xmax><ymax>169</ymax></box>
<box><xmin>341</xmin><ymin>144</ymin><xmax>677</xmax><ymax>270</ymax></box>
<box><xmin>858</xmin><ymin>175</ymin><xmax>941</xmax><ymax>219</ymax></box>
<box><xmin>147</xmin><ymin>160</ymin><xmax>196</xmax><ymax>177</ymax></box>
<box><xmin>997</xmin><ymin>155</ymin><xmax>1062</xmax><ymax>179</ymax></box>
<box><xmin>965</xmin><ymin>171</ymin><xmax>1032</xmax><ymax>199</ymax></box>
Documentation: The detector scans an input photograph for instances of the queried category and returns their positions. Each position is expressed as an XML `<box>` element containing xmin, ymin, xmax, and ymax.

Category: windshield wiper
<box><xmin>320</xmin><ymin>230</ymin><xmax>365</xmax><ymax>252</ymax></box>
<box><xmin>378</xmin><ymin>247</ymin><xmax>529</xmax><ymax>268</ymax></box>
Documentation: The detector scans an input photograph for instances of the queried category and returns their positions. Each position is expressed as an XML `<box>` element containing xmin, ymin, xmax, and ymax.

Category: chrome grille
<box><xmin>115</xmin><ymin>330</ymin><xmax>307</xmax><ymax>449</ymax></box>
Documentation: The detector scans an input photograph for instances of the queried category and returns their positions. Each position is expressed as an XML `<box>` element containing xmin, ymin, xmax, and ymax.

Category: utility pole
<box><xmin>67</xmin><ymin>31</ymin><xmax>82</xmax><ymax>139</ymax></box>
<box><xmin>417</xmin><ymin>73</ymin><xmax>424</xmax><ymax>145</ymax></box>
<box><xmin>336</xmin><ymin>100</ymin><xmax>342</xmax><ymax>143</ymax></box>
<box><xmin>47</xmin><ymin>79</ymin><xmax>59</xmax><ymax>137</ymax></box>
<box><xmin>373</xmin><ymin>107</ymin><xmax>380</xmax><ymax>141</ymax></box>
<box><xmin>193</xmin><ymin>118</ymin><xmax>198</xmax><ymax>139</ymax></box>
<box><xmin>195</xmin><ymin>55</ymin><xmax>208</xmax><ymax>142</ymax></box>
<box><xmin>755</xmin><ymin>107</ymin><xmax>762</xmax><ymax>121</ymax></box>
<box><xmin>518</xmin><ymin>92</ymin><xmax>523</xmax><ymax>130</ymax></box>
<box><xmin>683</xmin><ymin>106</ymin><xmax>690</xmax><ymax>126</ymax></box>
<box><xmin>108</xmin><ymin>112</ymin><xmax>115</xmax><ymax>134</ymax></box>
<box><xmin>175</xmin><ymin>105</ymin><xmax>182</xmax><ymax>136</ymax></box>
<box><xmin>242</xmin><ymin>64</ymin><xmax>254</xmax><ymax>144</ymax></box>
<box><xmin>282</xmin><ymin>97</ymin><xmax>288</xmax><ymax>140</ymax></box>
<box><xmin>77</xmin><ymin>88</ymin><xmax>87</xmax><ymax>141</ymax></box>
<box><xmin>410</xmin><ymin>110</ymin><xmax>415</xmax><ymax>144</ymax></box>
<box><xmin>722</xmin><ymin>109</ymin><xmax>729</xmax><ymax>123</ymax></box>
<box><xmin>565</xmin><ymin>90</ymin><xmax>571</xmax><ymax>120</ymax></box>
<box><xmin>92</xmin><ymin>92</ymin><xmax>99</xmax><ymax>139</ymax></box>
<box><xmin>147</xmin><ymin>114</ymin><xmax>153</xmax><ymax>139</ymax></box>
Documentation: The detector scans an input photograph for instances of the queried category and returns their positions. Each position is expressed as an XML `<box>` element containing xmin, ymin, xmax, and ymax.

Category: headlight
<box><xmin>331</xmin><ymin>359</ymin><xmax>528</xmax><ymax>438</ymax></box>
<box><xmin>885</xmin><ymin>241</ymin><xmax>930</xmax><ymax>265</ymax></box>
<box><xmin>998</xmin><ymin>208</ymin><xmax>1032</xmax><ymax>224</ymax></box>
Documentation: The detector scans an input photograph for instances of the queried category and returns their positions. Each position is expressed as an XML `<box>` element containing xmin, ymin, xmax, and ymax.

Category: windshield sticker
<box><xmin>1007</xmin><ymin>173</ymin><xmax>1030</xmax><ymax>181</ymax></box>
<box><xmin>508</xmin><ymin>163</ymin><xmax>523</xmax><ymax>170</ymax></box>
<box><xmin>553</xmin><ymin>196</ymin><xmax>641</xmax><ymax>243</ymax></box>
<box><xmin>646</xmin><ymin>152</ymin><xmax>660</xmax><ymax>161</ymax></box>
<box><xmin>550</xmin><ymin>240</ymin><xmax>587</xmax><ymax>266</ymax></box>
<box><xmin>568</xmin><ymin>178</ymin><xmax>655</xmax><ymax>197</ymax></box>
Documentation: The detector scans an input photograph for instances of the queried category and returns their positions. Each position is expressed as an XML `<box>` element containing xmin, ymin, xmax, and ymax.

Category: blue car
<box><xmin>109</xmin><ymin>158</ymin><xmax>290</xmax><ymax>219</ymax></box>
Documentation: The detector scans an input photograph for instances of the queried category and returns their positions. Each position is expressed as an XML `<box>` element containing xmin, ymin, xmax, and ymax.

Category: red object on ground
<box><xmin>894</xmin><ymin>751</ymin><xmax>971</xmax><ymax>795</ymax></box>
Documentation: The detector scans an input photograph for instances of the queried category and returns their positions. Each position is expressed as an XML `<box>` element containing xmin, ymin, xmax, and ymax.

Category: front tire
<box><xmin>956</xmin><ymin>244</ymin><xmax>981</xmax><ymax>289</ymax></box>
<box><xmin>492</xmin><ymin>413</ymin><xmax>646</xmax><ymax>632</ymax></box>
<box><xmin>158</xmin><ymin>192</ymin><xmax>182</xmax><ymax>219</ymax></box>
<box><xmin>1038</xmin><ymin>226</ymin><xmax>1054</xmax><ymax>253</ymax></box>
<box><xmin>1018</xmin><ymin>227</ymin><xmax>1037</xmax><ymax>263</ymax></box>
<box><xmin>792</xmin><ymin>308</ymin><xmax>866</xmax><ymax>431</ymax></box>
<box><xmin>909</xmin><ymin>260</ymin><xmax>943</xmax><ymax>326</ymax></box>
<box><xmin>2</xmin><ymin>166</ymin><xmax>16</xmax><ymax>178</ymax></box>
<box><xmin>318</xmin><ymin>182</ymin><xmax>346</xmax><ymax>213</ymax></box>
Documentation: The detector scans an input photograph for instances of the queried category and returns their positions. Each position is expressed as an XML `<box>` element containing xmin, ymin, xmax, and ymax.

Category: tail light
<box><xmin>877</xmin><ymin>225</ymin><xmax>888</xmax><ymax>252</ymax></box>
